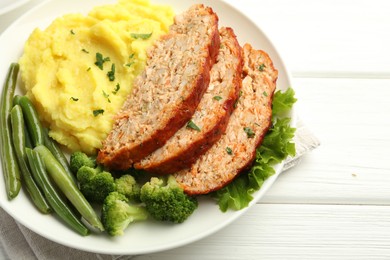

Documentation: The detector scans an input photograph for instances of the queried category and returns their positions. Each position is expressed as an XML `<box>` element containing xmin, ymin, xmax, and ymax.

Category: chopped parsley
<box><xmin>102</xmin><ymin>91</ymin><xmax>111</xmax><ymax>103</ymax></box>
<box><xmin>81</xmin><ymin>48</ymin><xmax>89</xmax><ymax>54</ymax></box>
<box><xmin>213</xmin><ymin>96</ymin><xmax>223</xmax><ymax>101</ymax></box>
<box><xmin>130</xmin><ymin>32</ymin><xmax>153</xmax><ymax>40</ymax></box>
<box><xmin>95</xmin><ymin>53</ymin><xmax>110</xmax><ymax>70</ymax></box>
<box><xmin>113</xmin><ymin>84</ymin><xmax>120</xmax><ymax>95</ymax></box>
<box><xmin>126</xmin><ymin>54</ymin><xmax>136</xmax><ymax>67</ymax></box>
<box><xmin>86</xmin><ymin>67</ymin><xmax>91</xmax><ymax>72</ymax></box>
<box><xmin>70</xmin><ymin>97</ymin><xmax>79</xmax><ymax>102</ymax></box>
<box><xmin>187</xmin><ymin>120</ymin><xmax>201</xmax><ymax>132</ymax></box>
<box><xmin>107</xmin><ymin>63</ymin><xmax>116</xmax><ymax>81</ymax></box>
<box><xmin>263</xmin><ymin>91</ymin><xmax>268</xmax><ymax>97</ymax></box>
<box><xmin>258</xmin><ymin>64</ymin><xmax>266</xmax><ymax>71</ymax></box>
<box><xmin>226</xmin><ymin>147</ymin><xmax>233</xmax><ymax>155</ymax></box>
<box><xmin>93</xmin><ymin>109</ymin><xmax>104</xmax><ymax>117</ymax></box>
<box><xmin>244</xmin><ymin>127</ymin><xmax>255</xmax><ymax>138</ymax></box>
<box><xmin>70</xmin><ymin>29</ymin><xmax>75</xmax><ymax>35</ymax></box>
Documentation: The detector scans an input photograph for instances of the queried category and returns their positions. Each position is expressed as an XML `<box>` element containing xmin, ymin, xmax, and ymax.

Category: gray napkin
<box><xmin>0</xmin><ymin>118</ymin><xmax>319</xmax><ymax>260</ymax></box>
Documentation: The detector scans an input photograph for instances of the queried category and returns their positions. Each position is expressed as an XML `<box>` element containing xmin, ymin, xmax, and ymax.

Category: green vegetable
<box><xmin>26</xmin><ymin>148</ymin><xmax>89</xmax><ymax>236</ymax></box>
<box><xmin>12</xmin><ymin>95</ymin><xmax>23</xmax><ymax>106</ymax></box>
<box><xmin>43</xmin><ymin>128</ymin><xmax>77</xmax><ymax>185</ymax></box>
<box><xmin>10</xmin><ymin>105</ymin><xmax>50</xmax><ymax>213</ymax></box>
<box><xmin>244</xmin><ymin>127</ymin><xmax>255</xmax><ymax>138</ymax></box>
<box><xmin>76</xmin><ymin>166</ymin><xmax>115</xmax><ymax>204</ymax></box>
<box><xmin>93</xmin><ymin>109</ymin><xmax>104</xmax><ymax>117</ymax></box>
<box><xmin>0</xmin><ymin>63</ymin><xmax>21</xmax><ymax>199</ymax></box>
<box><xmin>35</xmin><ymin>145</ymin><xmax>104</xmax><ymax>231</ymax></box>
<box><xmin>13</xmin><ymin>96</ymin><xmax>33</xmax><ymax>148</ymax></box>
<box><xmin>272</xmin><ymin>88</ymin><xmax>297</xmax><ymax>116</ymax></box>
<box><xmin>112</xmin><ymin>84</ymin><xmax>120</xmax><ymax>94</ymax></box>
<box><xmin>226</xmin><ymin>147</ymin><xmax>233</xmax><ymax>155</ymax></box>
<box><xmin>107</xmin><ymin>63</ymin><xmax>115</xmax><ymax>81</ymax></box>
<box><xmin>69</xmin><ymin>151</ymin><xmax>96</xmax><ymax>174</ymax></box>
<box><xmin>258</xmin><ymin>64</ymin><xmax>266</xmax><ymax>71</ymax></box>
<box><xmin>130</xmin><ymin>32</ymin><xmax>153</xmax><ymax>40</ymax></box>
<box><xmin>213</xmin><ymin>96</ymin><xmax>223</xmax><ymax>101</ymax></box>
<box><xmin>140</xmin><ymin>175</ymin><xmax>198</xmax><ymax>223</ymax></box>
<box><xmin>186</xmin><ymin>120</ymin><xmax>201</xmax><ymax>132</ymax></box>
<box><xmin>214</xmin><ymin>88</ymin><xmax>297</xmax><ymax>212</ymax></box>
<box><xmin>18</xmin><ymin>95</ymin><xmax>44</xmax><ymax>147</ymax></box>
<box><xmin>102</xmin><ymin>191</ymin><xmax>148</xmax><ymax>236</ymax></box>
<box><xmin>115</xmin><ymin>174</ymin><xmax>141</xmax><ymax>202</ymax></box>
<box><xmin>94</xmin><ymin>53</ymin><xmax>110</xmax><ymax>70</ymax></box>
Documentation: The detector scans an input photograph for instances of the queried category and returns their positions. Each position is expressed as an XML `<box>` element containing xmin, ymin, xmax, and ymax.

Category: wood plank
<box><xmin>134</xmin><ymin>204</ymin><xmax>390</xmax><ymax>260</ymax></box>
<box><xmin>224</xmin><ymin>0</ymin><xmax>390</xmax><ymax>77</ymax></box>
<box><xmin>262</xmin><ymin>77</ymin><xmax>390</xmax><ymax>204</ymax></box>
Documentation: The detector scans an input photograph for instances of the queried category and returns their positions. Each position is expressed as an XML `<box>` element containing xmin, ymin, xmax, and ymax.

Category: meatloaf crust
<box><xmin>135</xmin><ymin>27</ymin><xmax>243</xmax><ymax>174</ymax></box>
<box><xmin>174</xmin><ymin>43</ymin><xmax>278</xmax><ymax>195</ymax></box>
<box><xmin>97</xmin><ymin>4</ymin><xmax>220</xmax><ymax>170</ymax></box>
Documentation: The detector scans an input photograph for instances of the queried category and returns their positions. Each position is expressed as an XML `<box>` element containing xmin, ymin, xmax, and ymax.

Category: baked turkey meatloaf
<box><xmin>97</xmin><ymin>4</ymin><xmax>220</xmax><ymax>170</ymax></box>
<box><xmin>135</xmin><ymin>27</ymin><xmax>243</xmax><ymax>174</ymax></box>
<box><xmin>174</xmin><ymin>43</ymin><xmax>278</xmax><ymax>195</ymax></box>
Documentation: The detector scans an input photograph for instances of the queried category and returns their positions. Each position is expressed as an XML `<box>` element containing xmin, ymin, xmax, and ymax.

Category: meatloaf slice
<box><xmin>97</xmin><ymin>4</ymin><xmax>220</xmax><ymax>170</ymax></box>
<box><xmin>174</xmin><ymin>43</ymin><xmax>278</xmax><ymax>195</ymax></box>
<box><xmin>135</xmin><ymin>27</ymin><xmax>243</xmax><ymax>174</ymax></box>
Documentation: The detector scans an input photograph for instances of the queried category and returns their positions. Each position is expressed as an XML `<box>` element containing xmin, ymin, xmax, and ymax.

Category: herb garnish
<box><xmin>95</xmin><ymin>53</ymin><xmax>110</xmax><ymax>70</ymax></box>
<box><xmin>70</xmin><ymin>29</ymin><xmax>75</xmax><ymax>35</ymax></box>
<box><xmin>263</xmin><ymin>91</ymin><xmax>268</xmax><ymax>97</ymax></box>
<box><xmin>93</xmin><ymin>109</ymin><xmax>104</xmax><ymax>117</ymax></box>
<box><xmin>81</xmin><ymin>48</ymin><xmax>89</xmax><ymax>54</ymax></box>
<box><xmin>213</xmin><ymin>96</ymin><xmax>223</xmax><ymax>101</ymax></box>
<box><xmin>102</xmin><ymin>91</ymin><xmax>111</xmax><ymax>103</ymax></box>
<box><xmin>187</xmin><ymin>120</ymin><xmax>201</xmax><ymax>132</ymax></box>
<box><xmin>70</xmin><ymin>97</ymin><xmax>79</xmax><ymax>101</ymax></box>
<box><xmin>226</xmin><ymin>147</ymin><xmax>233</xmax><ymax>155</ymax></box>
<box><xmin>107</xmin><ymin>64</ymin><xmax>116</xmax><ymax>81</ymax></box>
<box><xmin>258</xmin><ymin>64</ymin><xmax>266</xmax><ymax>71</ymax></box>
<box><xmin>130</xmin><ymin>32</ymin><xmax>153</xmax><ymax>40</ymax></box>
<box><xmin>244</xmin><ymin>127</ymin><xmax>255</xmax><ymax>138</ymax></box>
<box><xmin>113</xmin><ymin>84</ymin><xmax>120</xmax><ymax>95</ymax></box>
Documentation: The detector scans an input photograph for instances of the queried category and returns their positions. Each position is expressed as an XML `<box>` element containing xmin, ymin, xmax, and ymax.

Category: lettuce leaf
<box><xmin>213</xmin><ymin>88</ymin><xmax>297</xmax><ymax>212</ymax></box>
<box><xmin>272</xmin><ymin>88</ymin><xmax>297</xmax><ymax>116</ymax></box>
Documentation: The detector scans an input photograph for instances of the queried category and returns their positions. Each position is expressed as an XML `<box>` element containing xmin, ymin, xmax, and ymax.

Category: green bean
<box><xmin>13</xmin><ymin>95</ymin><xmax>33</xmax><ymax>148</ymax></box>
<box><xmin>0</xmin><ymin>63</ymin><xmax>21</xmax><ymax>199</ymax></box>
<box><xmin>34</xmin><ymin>145</ymin><xmax>103</xmax><ymax>231</ymax></box>
<box><xmin>43</xmin><ymin>128</ymin><xmax>77</xmax><ymax>184</ymax></box>
<box><xmin>12</xmin><ymin>95</ymin><xmax>22</xmax><ymax>107</ymax></box>
<box><xmin>18</xmin><ymin>95</ymin><xmax>44</xmax><ymax>147</ymax></box>
<box><xmin>10</xmin><ymin>105</ymin><xmax>51</xmax><ymax>213</ymax></box>
<box><xmin>26</xmin><ymin>148</ymin><xmax>89</xmax><ymax>236</ymax></box>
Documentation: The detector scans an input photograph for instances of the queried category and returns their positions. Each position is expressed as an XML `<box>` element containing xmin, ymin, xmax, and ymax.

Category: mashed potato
<box><xmin>19</xmin><ymin>0</ymin><xmax>174</xmax><ymax>154</ymax></box>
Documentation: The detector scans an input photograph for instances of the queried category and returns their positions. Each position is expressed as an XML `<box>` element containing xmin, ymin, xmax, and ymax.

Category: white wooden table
<box><xmin>1</xmin><ymin>0</ymin><xmax>390</xmax><ymax>259</ymax></box>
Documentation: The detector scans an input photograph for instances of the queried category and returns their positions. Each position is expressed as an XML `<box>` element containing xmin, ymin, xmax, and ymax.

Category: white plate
<box><xmin>0</xmin><ymin>0</ymin><xmax>295</xmax><ymax>255</ymax></box>
<box><xmin>0</xmin><ymin>0</ymin><xmax>31</xmax><ymax>15</ymax></box>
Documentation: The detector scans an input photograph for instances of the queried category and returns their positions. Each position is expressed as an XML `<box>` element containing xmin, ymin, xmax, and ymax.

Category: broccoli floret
<box><xmin>140</xmin><ymin>175</ymin><xmax>198</xmax><ymax>223</ymax></box>
<box><xmin>70</xmin><ymin>151</ymin><xmax>96</xmax><ymax>173</ymax></box>
<box><xmin>115</xmin><ymin>175</ymin><xmax>141</xmax><ymax>202</ymax></box>
<box><xmin>102</xmin><ymin>192</ymin><xmax>148</xmax><ymax>236</ymax></box>
<box><xmin>77</xmin><ymin>166</ymin><xmax>115</xmax><ymax>203</ymax></box>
